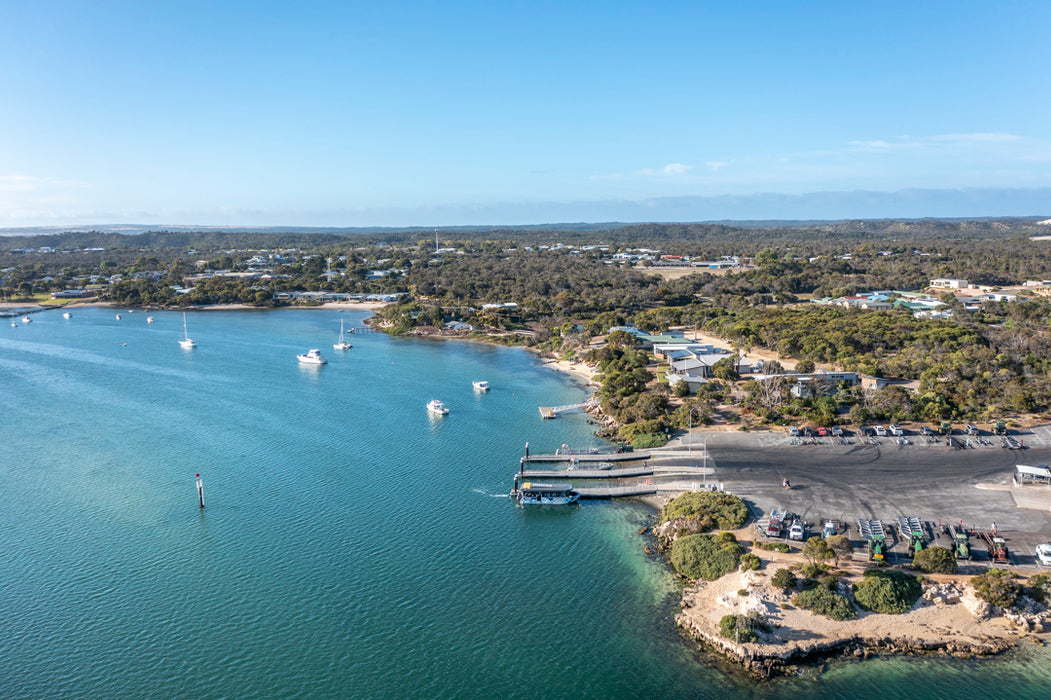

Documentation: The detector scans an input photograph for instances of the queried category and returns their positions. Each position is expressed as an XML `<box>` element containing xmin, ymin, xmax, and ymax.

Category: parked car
<box><xmin>888</xmin><ymin>424</ymin><xmax>903</xmax><ymax>436</ymax></box>
<box><xmin>920</xmin><ymin>426</ymin><xmax>933</xmax><ymax>436</ymax></box>
<box><xmin>1037</xmin><ymin>543</ymin><xmax>1051</xmax><ymax>567</ymax></box>
<box><xmin>816</xmin><ymin>427</ymin><xmax>829</xmax><ymax>437</ymax></box>
<box><xmin>831</xmin><ymin>426</ymin><xmax>844</xmax><ymax>437</ymax></box>
<box><xmin>874</xmin><ymin>425</ymin><xmax>888</xmax><ymax>437</ymax></box>
<box><xmin>789</xmin><ymin>521</ymin><xmax>806</xmax><ymax>541</ymax></box>
<box><xmin>965</xmin><ymin>424</ymin><xmax>979</xmax><ymax>435</ymax></box>
<box><xmin>788</xmin><ymin>426</ymin><xmax>800</xmax><ymax>437</ymax></box>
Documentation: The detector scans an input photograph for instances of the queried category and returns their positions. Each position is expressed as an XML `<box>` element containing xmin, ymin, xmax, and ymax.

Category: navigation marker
<box><xmin>195</xmin><ymin>473</ymin><xmax>205</xmax><ymax>509</ymax></box>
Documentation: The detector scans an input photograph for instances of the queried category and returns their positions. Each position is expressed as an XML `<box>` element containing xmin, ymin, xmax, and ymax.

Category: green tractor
<box><xmin>948</xmin><ymin>524</ymin><xmax>971</xmax><ymax>560</ymax></box>
<box><xmin>939</xmin><ymin>421</ymin><xmax>953</xmax><ymax>436</ymax></box>
<box><xmin>897</xmin><ymin>517</ymin><xmax>926</xmax><ymax>559</ymax></box>
<box><xmin>993</xmin><ymin>420</ymin><xmax>1007</xmax><ymax>436</ymax></box>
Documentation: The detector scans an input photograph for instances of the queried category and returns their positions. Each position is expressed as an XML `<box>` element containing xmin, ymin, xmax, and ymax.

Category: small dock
<box><xmin>538</xmin><ymin>398</ymin><xmax>598</xmax><ymax>419</ymax></box>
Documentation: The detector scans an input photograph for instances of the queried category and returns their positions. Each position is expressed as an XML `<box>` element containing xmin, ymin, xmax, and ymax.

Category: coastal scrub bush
<box><xmin>1026</xmin><ymin>573</ymin><xmax>1051</xmax><ymax>602</ymax></box>
<box><xmin>853</xmin><ymin>570</ymin><xmax>923</xmax><ymax>614</ymax></box>
<box><xmin>718</xmin><ymin>613</ymin><xmax>768</xmax><ymax>643</ymax></box>
<box><xmin>771</xmin><ymin>568</ymin><xmax>797</xmax><ymax>592</ymax></box>
<box><xmin>740</xmin><ymin>553</ymin><xmax>761</xmax><ymax>571</ymax></box>
<box><xmin>763</xmin><ymin>542</ymin><xmax>791</xmax><ymax>553</ymax></box>
<box><xmin>912</xmin><ymin>546</ymin><xmax>957</xmax><ymax>574</ymax></box>
<box><xmin>627</xmin><ymin>432</ymin><xmax>668</xmax><ymax>449</ymax></box>
<box><xmin>660</xmin><ymin>492</ymin><xmax>749</xmax><ymax>530</ymax></box>
<box><xmin>793</xmin><ymin>581</ymin><xmax>857</xmax><ymax>621</ymax></box>
<box><xmin>972</xmin><ymin>569</ymin><xmax>1022</xmax><ymax>609</ymax></box>
<box><xmin>802</xmin><ymin>538</ymin><xmax>836</xmax><ymax>567</ymax></box>
<box><xmin>669</xmin><ymin>533</ymin><xmax>744</xmax><ymax>581</ymax></box>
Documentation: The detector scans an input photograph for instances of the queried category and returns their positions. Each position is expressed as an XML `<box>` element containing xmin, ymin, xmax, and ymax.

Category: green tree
<box><xmin>971</xmin><ymin>568</ymin><xmax>1021</xmax><ymax>608</ymax></box>
<box><xmin>802</xmin><ymin>537</ymin><xmax>836</xmax><ymax>567</ymax></box>
<box><xmin>912</xmin><ymin>546</ymin><xmax>957</xmax><ymax>574</ymax></box>
<box><xmin>711</xmin><ymin>357</ymin><xmax>739</xmax><ymax>381</ymax></box>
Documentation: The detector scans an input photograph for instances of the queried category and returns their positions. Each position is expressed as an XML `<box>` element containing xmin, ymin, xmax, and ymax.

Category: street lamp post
<box><xmin>688</xmin><ymin>406</ymin><xmax>709</xmax><ymax>488</ymax></box>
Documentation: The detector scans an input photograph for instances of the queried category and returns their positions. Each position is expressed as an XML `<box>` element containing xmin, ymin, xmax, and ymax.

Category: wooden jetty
<box><xmin>538</xmin><ymin>398</ymin><xmax>598</xmax><ymax>419</ymax></box>
<box><xmin>522</xmin><ymin>451</ymin><xmax>647</xmax><ymax>464</ymax></box>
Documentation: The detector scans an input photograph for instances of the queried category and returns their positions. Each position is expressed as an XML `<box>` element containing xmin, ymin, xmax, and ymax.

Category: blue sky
<box><xmin>1</xmin><ymin>1</ymin><xmax>1049</xmax><ymax>227</ymax></box>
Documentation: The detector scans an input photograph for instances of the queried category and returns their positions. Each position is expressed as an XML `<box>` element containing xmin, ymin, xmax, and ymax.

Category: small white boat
<box><xmin>21</xmin><ymin>315</ymin><xmax>31</xmax><ymax>324</ymax></box>
<box><xmin>147</xmin><ymin>316</ymin><xmax>155</xmax><ymax>324</ymax></box>
<box><xmin>10</xmin><ymin>321</ymin><xmax>16</xmax><ymax>327</ymax></box>
<box><xmin>115</xmin><ymin>314</ymin><xmax>121</xmax><ymax>321</ymax></box>
<box><xmin>63</xmin><ymin>312</ymin><xmax>72</xmax><ymax>319</ymax></box>
<box><xmin>426</xmin><ymin>399</ymin><xmax>449</xmax><ymax>415</ymax></box>
<box><xmin>472</xmin><ymin>380</ymin><xmax>490</xmax><ymax>391</ymax></box>
<box><xmin>334</xmin><ymin>319</ymin><xmax>352</xmax><ymax>350</ymax></box>
<box><xmin>297</xmin><ymin>348</ymin><xmax>327</xmax><ymax>365</ymax></box>
<box><xmin>179</xmin><ymin>312</ymin><xmax>196</xmax><ymax>349</ymax></box>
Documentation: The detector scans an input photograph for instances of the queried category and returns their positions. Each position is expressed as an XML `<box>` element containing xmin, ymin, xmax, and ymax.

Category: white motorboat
<box><xmin>297</xmin><ymin>348</ymin><xmax>327</xmax><ymax>365</ymax></box>
<box><xmin>147</xmin><ymin>316</ymin><xmax>155</xmax><ymax>324</ymax></box>
<box><xmin>426</xmin><ymin>399</ymin><xmax>449</xmax><ymax>415</ymax></box>
<box><xmin>115</xmin><ymin>314</ymin><xmax>121</xmax><ymax>320</ymax></box>
<box><xmin>472</xmin><ymin>380</ymin><xmax>490</xmax><ymax>391</ymax></box>
<box><xmin>334</xmin><ymin>319</ymin><xmax>352</xmax><ymax>350</ymax></box>
<box><xmin>21</xmin><ymin>315</ymin><xmax>32</xmax><ymax>324</ymax></box>
<box><xmin>179</xmin><ymin>312</ymin><xmax>196</xmax><ymax>349</ymax></box>
<box><xmin>63</xmin><ymin>312</ymin><xmax>72</xmax><ymax>319</ymax></box>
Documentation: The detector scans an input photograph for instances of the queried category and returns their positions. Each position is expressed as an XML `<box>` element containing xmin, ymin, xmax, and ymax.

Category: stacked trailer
<box><xmin>896</xmin><ymin>516</ymin><xmax>926</xmax><ymax>559</ymax></box>
<box><xmin>858</xmin><ymin>519</ymin><xmax>888</xmax><ymax>563</ymax></box>
<box><xmin>765</xmin><ymin>509</ymin><xmax>788</xmax><ymax>538</ymax></box>
<box><xmin>948</xmin><ymin>524</ymin><xmax>971</xmax><ymax>560</ymax></box>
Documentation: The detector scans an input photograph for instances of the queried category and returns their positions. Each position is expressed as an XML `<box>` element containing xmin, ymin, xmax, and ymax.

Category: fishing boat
<box><xmin>511</xmin><ymin>478</ymin><xmax>580</xmax><ymax>505</ymax></box>
<box><xmin>472</xmin><ymin>380</ymin><xmax>490</xmax><ymax>391</ymax></box>
<box><xmin>179</xmin><ymin>313</ymin><xmax>196</xmax><ymax>349</ymax></box>
<box><xmin>426</xmin><ymin>399</ymin><xmax>449</xmax><ymax>415</ymax></box>
<box><xmin>334</xmin><ymin>319</ymin><xmax>352</xmax><ymax>350</ymax></box>
<box><xmin>297</xmin><ymin>348</ymin><xmax>327</xmax><ymax>365</ymax></box>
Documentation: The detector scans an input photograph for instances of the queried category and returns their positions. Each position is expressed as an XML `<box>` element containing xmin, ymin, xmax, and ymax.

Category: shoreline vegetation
<box><xmin>652</xmin><ymin>493</ymin><xmax>1051</xmax><ymax>679</ymax></box>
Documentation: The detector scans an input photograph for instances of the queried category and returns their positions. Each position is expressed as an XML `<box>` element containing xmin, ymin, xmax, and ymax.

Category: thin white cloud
<box><xmin>662</xmin><ymin>163</ymin><xmax>692</xmax><ymax>175</ymax></box>
<box><xmin>705</xmin><ymin>161</ymin><xmax>729</xmax><ymax>171</ymax></box>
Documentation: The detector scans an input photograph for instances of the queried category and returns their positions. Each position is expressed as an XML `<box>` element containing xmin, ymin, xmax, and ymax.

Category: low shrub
<box><xmin>972</xmin><ymin>568</ymin><xmax>1022</xmax><ymax>609</ymax></box>
<box><xmin>853</xmin><ymin>570</ymin><xmax>922</xmax><ymax>614</ymax></box>
<box><xmin>771</xmin><ymin>568</ymin><xmax>797</xmax><ymax>592</ymax></box>
<box><xmin>912</xmin><ymin>546</ymin><xmax>957</xmax><ymax>574</ymax></box>
<box><xmin>629</xmin><ymin>432</ymin><xmax>668</xmax><ymax>449</ymax></box>
<box><xmin>669</xmin><ymin>533</ymin><xmax>745</xmax><ymax>580</ymax></box>
<box><xmin>1027</xmin><ymin>573</ymin><xmax>1051</xmax><ymax>602</ymax></box>
<box><xmin>764</xmin><ymin>542</ymin><xmax>791</xmax><ymax>553</ymax></box>
<box><xmin>737</xmin><ymin>589</ymin><xmax>749</xmax><ymax>596</ymax></box>
<box><xmin>718</xmin><ymin>613</ymin><xmax>768</xmax><ymax>643</ymax></box>
<box><xmin>793</xmin><ymin>580</ymin><xmax>857</xmax><ymax>620</ymax></box>
<box><xmin>740</xmin><ymin>553</ymin><xmax>761</xmax><ymax>571</ymax></box>
<box><xmin>660</xmin><ymin>492</ymin><xmax>749</xmax><ymax>529</ymax></box>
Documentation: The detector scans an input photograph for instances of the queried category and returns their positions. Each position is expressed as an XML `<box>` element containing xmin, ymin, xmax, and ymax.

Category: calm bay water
<box><xmin>2</xmin><ymin>307</ymin><xmax>1050</xmax><ymax>699</ymax></box>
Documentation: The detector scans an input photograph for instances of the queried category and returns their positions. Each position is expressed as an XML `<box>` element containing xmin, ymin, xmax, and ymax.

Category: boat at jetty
<box><xmin>511</xmin><ymin>479</ymin><xmax>580</xmax><ymax>505</ymax></box>
<box><xmin>297</xmin><ymin>348</ymin><xmax>327</xmax><ymax>365</ymax></box>
<box><xmin>426</xmin><ymin>399</ymin><xmax>449</xmax><ymax>415</ymax></box>
<box><xmin>472</xmin><ymin>380</ymin><xmax>490</xmax><ymax>391</ymax></box>
<box><xmin>179</xmin><ymin>313</ymin><xmax>196</xmax><ymax>349</ymax></box>
<box><xmin>334</xmin><ymin>319</ymin><xmax>352</xmax><ymax>350</ymax></box>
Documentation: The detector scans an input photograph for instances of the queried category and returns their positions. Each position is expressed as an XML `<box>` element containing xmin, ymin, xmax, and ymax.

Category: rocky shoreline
<box><xmin>675</xmin><ymin>610</ymin><xmax>1018</xmax><ymax>679</ymax></box>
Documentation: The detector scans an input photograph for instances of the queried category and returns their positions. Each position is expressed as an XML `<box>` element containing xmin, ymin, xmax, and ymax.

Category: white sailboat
<box><xmin>334</xmin><ymin>319</ymin><xmax>352</xmax><ymax>350</ymax></box>
<box><xmin>179</xmin><ymin>313</ymin><xmax>196</xmax><ymax>349</ymax></box>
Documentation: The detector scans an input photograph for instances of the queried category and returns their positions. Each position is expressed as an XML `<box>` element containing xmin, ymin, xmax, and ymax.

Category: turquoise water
<box><xmin>2</xmin><ymin>307</ymin><xmax>1050</xmax><ymax>699</ymax></box>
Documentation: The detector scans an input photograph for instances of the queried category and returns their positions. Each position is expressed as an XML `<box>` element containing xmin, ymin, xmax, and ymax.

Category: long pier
<box><xmin>522</xmin><ymin>451</ymin><xmax>648</xmax><ymax>464</ymax></box>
